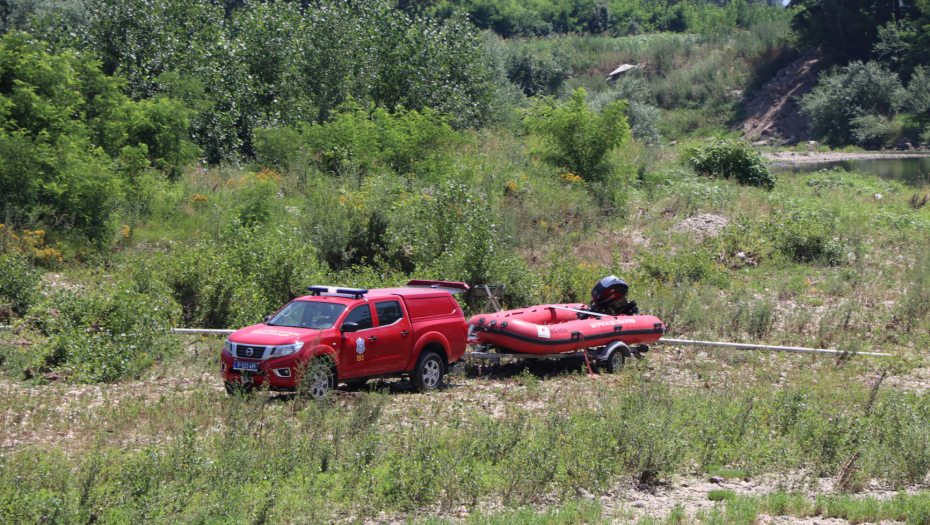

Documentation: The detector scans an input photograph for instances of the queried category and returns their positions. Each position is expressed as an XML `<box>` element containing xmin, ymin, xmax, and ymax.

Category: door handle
<box><xmin>368</xmin><ymin>336</ymin><xmax>378</xmax><ymax>342</ymax></box>
<box><xmin>401</xmin><ymin>331</ymin><xmax>410</xmax><ymax>336</ymax></box>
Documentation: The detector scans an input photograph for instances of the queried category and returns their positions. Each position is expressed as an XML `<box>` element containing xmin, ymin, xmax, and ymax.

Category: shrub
<box><xmin>776</xmin><ymin>211</ymin><xmax>846</xmax><ymax>265</ymax></box>
<box><xmin>799</xmin><ymin>61</ymin><xmax>904</xmax><ymax>146</ymax></box>
<box><xmin>155</xmin><ymin>223</ymin><xmax>326</xmax><ymax>328</ymax></box>
<box><xmin>896</xmin><ymin>247</ymin><xmax>930</xmax><ymax>330</ymax></box>
<box><xmin>683</xmin><ymin>139</ymin><xmax>775</xmax><ymax>189</ymax></box>
<box><xmin>505</xmin><ymin>41</ymin><xmax>573</xmax><ymax>97</ymax></box>
<box><xmin>0</xmin><ymin>32</ymin><xmax>194</xmax><ymax>245</ymax></box>
<box><xmin>905</xmin><ymin>66</ymin><xmax>930</xmax><ymax>131</ymax></box>
<box><xmin>589</xmin><ymin>75</ymin><xmax>662</xmax><ymax>144</ymax></box>
<box><xmin>851</xmin><ymin>114</ymin><xmax>901</xmax><ymax>149</ymax></box>
<box><xmin>257</xmin><ymin>102</ymin><xmax>463</xmax><ymax>179</ymax></box>
<box><xmin>638</xmin><ymin>247</ymin><xmax>728</xmax><ymax>287</ymax></box>
<box><xmin>0</xmin><ymin>252</ymin><xmax>41</xmax><ymax>316</ymax></box>
<box><xmin>718</xmin><ymin>213</ymin><xmax>846</xmax><ymax>267</ymax></box>
<box><xmin>28</xmin><ymin>281</ymin><xmax>181</xmax><ymax>382</ymax></box>
<box><xmin>525</xmin><ymin>88</ymin><xmax>631</xmax><ymax>182</ymax></box>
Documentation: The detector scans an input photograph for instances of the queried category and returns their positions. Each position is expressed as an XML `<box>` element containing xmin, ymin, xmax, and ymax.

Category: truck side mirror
<box><xmin>264</xmin><ymin>315</ymin><xmax>272</xmax><ymax>322</ymax></box>
<box><xmin>341</xmin><ymin>322</ymin><xmax>359</xmax><ymax>333</ymax></box>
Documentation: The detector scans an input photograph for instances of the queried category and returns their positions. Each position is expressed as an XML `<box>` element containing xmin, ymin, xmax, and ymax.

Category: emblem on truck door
<box><xmin>356</xmin><ymin>338</ymin><xmax>366</xmax><ymax>354</ymax></box>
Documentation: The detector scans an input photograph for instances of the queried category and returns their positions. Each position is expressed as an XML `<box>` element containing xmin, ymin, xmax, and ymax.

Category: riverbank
<box><xmin>764</xmin><ymin>150</ymin><xmax>930</xmax><ymax>163</ymax></box>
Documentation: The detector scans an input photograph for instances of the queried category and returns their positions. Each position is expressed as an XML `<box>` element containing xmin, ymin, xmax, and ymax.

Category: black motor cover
<box><xmin>589</xmin><ymin>275</ymin><xmax>638</xmax><ymax>316</ymax></box>
<box><xmin>591</xmin><ymin>275</ymin><xmax>629</xmax><ymax>306</ymax></box>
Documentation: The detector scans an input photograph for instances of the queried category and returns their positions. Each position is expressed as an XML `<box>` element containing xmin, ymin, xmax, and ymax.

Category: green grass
<box><xmin>707</xmin><ymin>490</ymin><xmax>735</xmax><ymax>501</ymax></box>
<box><xmin>648</xmin><ymin>493</ymin><xmax>930</xmax><ymax>525</ymax></box>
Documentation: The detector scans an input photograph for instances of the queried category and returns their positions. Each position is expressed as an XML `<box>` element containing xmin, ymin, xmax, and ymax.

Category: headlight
<box><xmin>272</xmin><ymin>342</ymin><xmax>304</xmax><ymax>357</ymax></box>
<box><xmin>223</xmin><ymin>338</ymin><xmax>232</xmax><ymax>353</ymax></box>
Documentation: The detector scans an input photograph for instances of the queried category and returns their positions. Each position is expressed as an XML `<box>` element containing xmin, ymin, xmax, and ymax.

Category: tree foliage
<box><xmin>255</xmin><ymin>100</ymin><xmax>464</xmax><ymax>179</ymax></box>
<box><xmin>525</xmin><ymin>88</ymin><xmax>631</xmax><ymax>182</ymax></box>
<box><xmin>799</xmin><ymin>61</ymin><xmax>904</xmax><ymax>147</ymax></box>
<box><xmin>905</xmin><ymin>66</ymin><xmax>930</xmax><ymax>126</ymax></box>
<box><xmin>0</xmin><ymin>32</ymin><xmax>194</xmax><ymax>244</ymax></box>
<box><xmin>404</xmin><ymin>0</ymin><xmax>785</xmax><ymax>37</ymax></box>
<box><xmin>789</xmin><ymin>0</ymin><xmax>899</xmax><ymax>62</ymax></box>
<box><xmin>24</xmin><ymin>0</ymin><xmax>494</xmax><ymax>163</ymax></box>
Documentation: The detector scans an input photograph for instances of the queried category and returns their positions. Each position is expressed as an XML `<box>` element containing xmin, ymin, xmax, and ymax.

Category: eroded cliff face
<box><xmin>740</xmin><ymin>48</ymin><xmax>825</xmax><ymax>143</ymax></box>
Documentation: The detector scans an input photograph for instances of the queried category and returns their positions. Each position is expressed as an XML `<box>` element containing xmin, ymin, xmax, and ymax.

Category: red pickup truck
<box><xmin>220</xmin><ymin>280</ymin><xmax>469</xmax><ymax>398</ymax></box>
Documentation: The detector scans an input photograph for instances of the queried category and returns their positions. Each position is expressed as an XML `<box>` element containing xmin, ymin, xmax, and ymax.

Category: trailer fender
<box><xmin>593</xmin><ymin>341</ymin><xmax>631</xmax><ymax>361</ymax></box>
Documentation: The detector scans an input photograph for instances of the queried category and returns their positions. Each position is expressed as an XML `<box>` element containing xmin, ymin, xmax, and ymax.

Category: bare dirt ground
<box><xmin>764</xmin><ymin>151</ymin><xmax>930</xmax><ymax>163</ymax></box>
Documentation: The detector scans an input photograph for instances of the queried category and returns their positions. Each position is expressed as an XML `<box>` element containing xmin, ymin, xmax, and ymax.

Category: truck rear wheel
<box><xmin>414</xmin><ymin>351</ymin><xmax>444</xmax><ymax>392</ymax></box>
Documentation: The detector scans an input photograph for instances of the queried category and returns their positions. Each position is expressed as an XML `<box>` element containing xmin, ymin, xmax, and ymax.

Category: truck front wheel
<box><xmin>300</xmin><ymin>358</ymin><xmax>335</xmax><ymax>399</ymax></box>
<box><xmin>414</xmin><ymin>351</ymin><xmax>444</xmax><ymax>392</ymax></box>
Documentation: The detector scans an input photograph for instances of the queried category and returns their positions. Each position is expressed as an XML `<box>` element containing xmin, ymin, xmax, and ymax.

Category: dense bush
<box><xmin>504</xmin><ymin>41</ymin><xmax>573</xmax><ymax>97</ymax></box>
<box><xmin>589</xmin><ymin>74</ymin><xmax>662</xmax><ymax>143</ymax></box>
<box><xmin>412</xmin><ymin>0</ymin><xmax>786</xmax><ymax>37</ymax></box>
<box><xmin>0</xmin><ymin>252</ymin><xmax>41</xmax><ymax>316</ymax></box>
<box><xmin>257</xmin><ymin>102</ymin><xmax>464</xmax><ymax>179</ymax></box>
<box><xmin>0</xmin><ymin>32</ymin><xmax>194</xmax><ymax>244</ymax></box>
<box><xmin>638</xmin><ymin>246</ymin><xmax>728</xmax><ymax>287</ymax></box>
<box><xmin>905</xmin><ymin>66</ymin><xmax>930</xmax><ymax>131</ymax></box>
<box><xmin>27</xmin><ymin>280</ymin><xmax>181</xmax><ymax>382</ymax></box>
<box><xmin>717</xmin><ymin>213</ymin><xmax>847</xmax><ymax>267</ymax></box>
<box><xmin>683</xmin><ymin>139</ymin><xmax>775</xmax><ymax>189</ymax></box>
<box><xmin>525</xmin><ymin>88</ymin><xmax>631</xmax><ymax>182</ymax></box>
<box><xmin>799</xmin><ymin>61</ymin><xmax>903</xmax><ymax>147</ymax></box>
<box><xmin>153</xmin><ymin>223</ymin><xmax>327</xmax><ymax>328</ymax></box>
<box><xmin>32</xmin><ymin>0</ymin><xmax>495</xmax><ymax>162</ymax></box>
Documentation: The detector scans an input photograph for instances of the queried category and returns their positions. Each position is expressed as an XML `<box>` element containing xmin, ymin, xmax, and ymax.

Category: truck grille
<box><xmin>235</xmin><ymin>345</ymin><xmax>267</xmax><ymax>359</ymax></box>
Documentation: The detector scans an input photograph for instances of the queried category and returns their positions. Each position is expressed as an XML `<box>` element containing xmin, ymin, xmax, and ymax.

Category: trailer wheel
<box><xmin>604</xmin><ymin>348</ymin><xmax>625</xmax><ymax>373</ymax></box>
<box><xmin>414</xmin><ymin>351</ymin><xmax>444</xmax><ymax>392</ymax></box>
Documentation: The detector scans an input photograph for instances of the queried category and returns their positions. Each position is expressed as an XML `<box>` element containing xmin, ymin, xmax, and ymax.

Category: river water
<box><xmin>769</xmin><ymin>156</ymin><xmax>930</xmax><ymax>187</ymax></box>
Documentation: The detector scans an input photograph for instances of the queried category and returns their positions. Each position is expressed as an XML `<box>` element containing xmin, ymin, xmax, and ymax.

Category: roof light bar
<box><xmin>335</xmin><ymin>288</ymin><xmax>368</xmax><ymax>299</ymax></box>
<box><xmin>307</xmin><ymin>286</ymin><xmax>369</xmax><ymax>299</ymax></box>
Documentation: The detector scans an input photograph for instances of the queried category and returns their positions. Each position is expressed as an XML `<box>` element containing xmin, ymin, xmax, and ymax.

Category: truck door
<box><xmin>373</xmin><ymin>300</ymin><xmax>414</xmax><ymax>372</ymax></box>
<box><xmin>339</xmin><ymin>303</ymin><xmax>380</xmax><ymax>378</ymax></box>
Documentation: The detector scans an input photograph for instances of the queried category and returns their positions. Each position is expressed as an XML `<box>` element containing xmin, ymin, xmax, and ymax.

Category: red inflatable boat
<box><xmin>468</xmin><ymin>303</ymin><xmax>664</xmax><ymax>354</ymax></box>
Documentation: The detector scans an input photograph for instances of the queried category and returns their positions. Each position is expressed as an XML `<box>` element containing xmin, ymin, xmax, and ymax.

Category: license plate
<box><xmin>233</xmin><ymin>361</ymin><xmax>259</xmax><ymax>371</ymax></box>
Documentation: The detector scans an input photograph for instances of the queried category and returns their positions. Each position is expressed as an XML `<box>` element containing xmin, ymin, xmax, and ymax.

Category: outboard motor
<box><xmin>590</xmin><ymin>275</ymin><xmax>638</xmax><ymax>316</ymax></box>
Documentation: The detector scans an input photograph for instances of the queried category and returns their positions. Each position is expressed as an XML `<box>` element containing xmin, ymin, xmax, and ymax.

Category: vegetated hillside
<box><xmin>740</xmin><ymin>47</ymin><xmax>824</xmax><ymax>142</ymax></box>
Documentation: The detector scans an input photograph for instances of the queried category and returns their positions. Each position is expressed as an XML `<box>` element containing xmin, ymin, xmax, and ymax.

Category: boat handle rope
<box><xmin>572</xmin><ymin>331</ymin><xmax>595</xmax><ymax>378</ymax></box>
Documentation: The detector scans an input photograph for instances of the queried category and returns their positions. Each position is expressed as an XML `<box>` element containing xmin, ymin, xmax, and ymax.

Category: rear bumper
<box><xmin>220</xmin><ymin>349</ymin><xmax>303</xmax><ymax>389</ymax></box>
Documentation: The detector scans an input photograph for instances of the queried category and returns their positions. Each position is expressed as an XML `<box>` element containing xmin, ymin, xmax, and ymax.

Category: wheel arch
<box><xmin>306</xmin><ymin>345</ymin><xmax>340</xmax><ymax>380</ymax></box>
<box><xmin>409</xmin><ymin>333</ymin><xmax>450</xmax><ymax>371</ymax></box>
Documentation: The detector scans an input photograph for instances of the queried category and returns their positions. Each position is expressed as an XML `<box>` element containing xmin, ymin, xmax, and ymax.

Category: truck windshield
<box><xmin>267</xmin><ymin>301</ymin><xmax>346</xmax><ymax>329</ymax></box>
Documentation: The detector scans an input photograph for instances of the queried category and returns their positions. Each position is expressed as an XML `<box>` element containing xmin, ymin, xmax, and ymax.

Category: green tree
<box><xmin>790</xmin><ymin>0</ymin><xmax>901</xmax><ymax>62</ymax></box>
<box><xmin>525</xmin><ymin>88</ymin><xmax>631</xmax><ymax>182</ymax></box>
<box><xmin>799</xmin><ymin>61</ymin><xmax>904</xmax><ymax>146</ymax></box>
<box><xmin>905</xmin><ymin>66</ymin><xmax>930</xmax><ymax>142</ymax></box>
<box><xmin>0</xmin><ymin>32</ymin><xmax>193</xmax><ymax>244</ymax></box>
